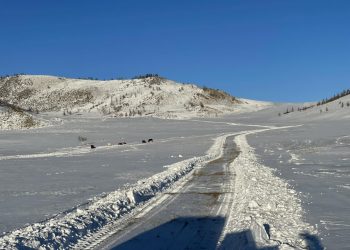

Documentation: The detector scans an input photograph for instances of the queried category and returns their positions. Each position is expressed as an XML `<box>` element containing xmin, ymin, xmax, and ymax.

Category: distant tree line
<box><xmin>317</xmin><ymin>89</ymin><xmax>350</xmax><ymax>106</ymax></box>
<box><xmin>278</xmin><ymin>88</ymin><xmax>350</xmax><ymax>116</ymax></box>
<box><xmin>75</xmin><ymin>74</ymin><xmax>162</xmax><ymax>81</ymax></box>
<box><xmin>76</xmin><ymin>74</ymin><xmax>163</xmax><ymax>81</ymax></box>
<box><xmin>77</xmin><ymin>77</ymin><xmax>99</xmax><ymax>80</ymax></box>
<box><xmin>132</xmin><ymin>73</ymin><xmax>160</xmax><ymax>79</ymax></box>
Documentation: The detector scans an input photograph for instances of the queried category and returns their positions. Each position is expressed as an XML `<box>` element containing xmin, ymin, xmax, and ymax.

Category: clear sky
<box><xmin>1</xmin><ymin>0</ymin><xmax>349</xmax><ymax>102</ymax></box>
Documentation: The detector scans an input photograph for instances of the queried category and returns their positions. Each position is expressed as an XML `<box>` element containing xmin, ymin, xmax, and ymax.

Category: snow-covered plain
<box><xmin>0</xmin><ymin>76</ymin><xmax>349</xmax><ymax>249</ymax></box>
<box><xmin>0</xmin><ymin>114</ymin><xmax>263</xmax><ymax>248</ymax></box>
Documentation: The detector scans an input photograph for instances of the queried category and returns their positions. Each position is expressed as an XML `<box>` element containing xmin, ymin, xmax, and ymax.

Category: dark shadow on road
<box><xmin>300</xmin><ymin>232</ymin><xmax>324</xmax><ymax>250</ymax></box>
<box><xmin>111</xmin><ymin>217</ymin><xmax>324</xmax><ymax>250</ymax></box>
<box><xmin>219</xmin><ymin>229</ymin><xmax>278</xmax><ymax>250</ymax></box>
<box><xmin>219</xmin><ymin>230</ymin><xmax>324</xmax><ymax>250</ymax></box>
<box><xmin>112</xmin><ymin>217</ymin><xmax>278</xmax><ymax>250</ymax></box>
<box><xmin>112</xmin><ymin>216</ymin><xmax>225</xmax><ymax>250</ymax></box>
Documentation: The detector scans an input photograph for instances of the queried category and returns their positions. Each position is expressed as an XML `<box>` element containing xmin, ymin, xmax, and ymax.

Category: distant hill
<box><xmin>277</xmin><ymin>89</ymin><xmax>350</xmax><ymax>121</ymax></box>
<box><xmin>0</xmin><ymin>75</ymin><xmax>272</xmax><ymax>119</ymax></box>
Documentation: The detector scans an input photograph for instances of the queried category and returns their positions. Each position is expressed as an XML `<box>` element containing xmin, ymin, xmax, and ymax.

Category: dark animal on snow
<box><xmin>91</xmin><ymin>145</ymin><xmax>96</xmax><ymax>149</ymax></box>
<box><xmin>148</xmin><ymin>138</ymin><xmax>153</xmax><ymax>142</ymax></box>
<box><xmin>118</xmin><ymin>142</ymin><xmax>127</xmax><ymax>145</ymax></box>
<box><xmin>142</xmin><ymin>140</ymin><xmax>147</xmax><ymax>143</ymax></box>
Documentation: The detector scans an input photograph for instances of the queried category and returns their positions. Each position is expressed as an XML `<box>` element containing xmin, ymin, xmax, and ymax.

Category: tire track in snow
<box><xmin>74</xmin><ymin>171</ymin><xmax>196</xmax><ymax>250</ymax></box>
<box><xmin>79</xmin><ymin>135</ymin><xmax>240</xmax><ymax>250</ymax></box>
<box><xmin>190</xmin><ymin>119</ymin><xmax>276</xmax><ymax>128</ymax></box>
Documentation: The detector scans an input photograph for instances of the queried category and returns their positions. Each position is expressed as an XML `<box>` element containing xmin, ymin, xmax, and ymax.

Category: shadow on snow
<box><xmin>111</xmin><ymin>216</ymin><xmax>323</xmax><ymax>250</ymax></box>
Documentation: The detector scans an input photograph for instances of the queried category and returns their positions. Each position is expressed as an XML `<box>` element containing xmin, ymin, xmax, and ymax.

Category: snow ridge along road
<box><xmin>218</xmin><ymin>127</ymin><xmax>317</xmax><ymax>249</ymax></box>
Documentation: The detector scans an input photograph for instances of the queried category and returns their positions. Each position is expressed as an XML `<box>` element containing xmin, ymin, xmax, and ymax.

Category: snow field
<box><xmin>248</xmin><ymin>122</ymin><xmax>350</xmax><ymax>249</ymax></box>
<box><xmin>0</xmin><ymin>132</ymin><xmax>231</xmax><ymax>249</ymax></box>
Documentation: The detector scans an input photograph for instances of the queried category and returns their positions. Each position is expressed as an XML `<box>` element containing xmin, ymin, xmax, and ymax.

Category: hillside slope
<box><xmin>0</xmin><ymin>104</ymin><xmax>47</xmax><ymax>130</ymax></box>
<box><xmin>277</xmin><ymin>93</ymin><xmax>350</xmax><ymax>121</ymax></box>
<box><xmin>0</xmin><ymin>75</ymin><xmax>272</xmax><ymax>119</ymax></box>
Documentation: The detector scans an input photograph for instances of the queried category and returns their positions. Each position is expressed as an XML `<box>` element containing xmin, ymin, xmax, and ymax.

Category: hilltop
<box><xmin>0</xmin><ymin>75</ymin><xmax>271</xmax><ymax>124</ymax></box>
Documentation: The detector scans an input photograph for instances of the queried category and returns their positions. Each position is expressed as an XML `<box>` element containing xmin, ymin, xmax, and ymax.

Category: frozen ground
<box><xmin>93</xmin><ymin>131</ymin><xmax>317</xmax><ymax>250</ymax></box>
<box><xmin>79</xmin><ymin>135</ymin><xmax>241</xmax><ymax>250</ymax></box>
<box><xmin>0</xmin><ymin>93</ymin><xmax>349</xmax><ymax>249</ymax></box>
<box><xmin>0</xmin><ymin>114</ymin><xmax>255</xmax><ymax>234</ymax></box>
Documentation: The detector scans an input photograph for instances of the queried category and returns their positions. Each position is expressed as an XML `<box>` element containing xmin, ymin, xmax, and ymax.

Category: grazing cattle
<box><xmin>91</xmin><ymin>145</ymin><xmax>96</xmax><ymax>149</ymax></box>
<box><xmin>148</xmin><ymin>138</ymin><xmax>153</xmax><ymax>142</ymax></box>
<box><xmin>142</xmin><ymin>140</ymin><xmax>147</xmax><ymax>143</ymax></box>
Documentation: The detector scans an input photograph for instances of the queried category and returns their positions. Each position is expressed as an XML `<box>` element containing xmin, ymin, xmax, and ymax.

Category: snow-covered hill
<box><xmin>277</xmin><ymin>93</ymin><xmax>350</xmax><ymax>121</ymax></box>
<box><xmin>0</xmin><ymin>75</ymin><xmax>272</xmax><ymax>119</ymax></box>
<box><xmin>0</xmin><ymin>104</ymin><xmax>47</xmax><ymax>130</ymax></box>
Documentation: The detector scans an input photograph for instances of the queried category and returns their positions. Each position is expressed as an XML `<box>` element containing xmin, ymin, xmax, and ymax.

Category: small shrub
<box><xmin>23</xmin><ymin>116</ymin><xmax>36</xmax><ymax>128</ymax></box>
<box><xmin>188</xmin><ymin>101</ymin><xmax>195</xmax><ymax>107</ymax></box>
<box><xmin>78</xmin><ymin>136</ymin><xmax>87</xmax><ymax>142</ymax></box>
<box><xmin>202</xmin><ymin>86</ymin><xmax>235</xmax><ymax>101</ymax></box>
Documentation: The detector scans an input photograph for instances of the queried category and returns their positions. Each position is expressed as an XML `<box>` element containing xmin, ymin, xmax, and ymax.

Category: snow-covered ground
<box><xmin>249</xmin><ymin>121</ymin><xmax>350</xmax><ymax>249</ymax></box>
<box><xmin>224</xmin><ymin>95</ymin><xmax>350</xmax><ymax>249</ymax></box>
<box><xmin>0</xmin><ymin>78</ymin><xmax>349</xmax><ymax>249</ymax></box>
<box><xmin>0</xmin><ymin>115</ymin><xmax>262</xmax><ymax>248</ymax></box>
<box><xmin>0</xmin><ymin>124</ymin><xmax>319</xmax><ymax>249</ymax></box>
<box><xmin>219</xmin><ymin>128</ymin><xmax>317</xmax><ymax>249</ymax></box>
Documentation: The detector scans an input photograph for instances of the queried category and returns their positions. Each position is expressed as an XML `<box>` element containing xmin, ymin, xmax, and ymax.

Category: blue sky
<box><xmin>1</xmin><ymin>0</ymin><xmax>349</xmax><ymax>102</ymax></box>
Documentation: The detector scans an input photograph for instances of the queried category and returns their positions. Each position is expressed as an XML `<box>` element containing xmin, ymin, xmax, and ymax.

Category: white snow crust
<box><xmin>0</xmin><ymin>133</ymin><xmax>228</xmax><ymax>249</ymax></box>
<box><xmin>219</xmin><ymin>127</ymin><xmax>317</xmax><ymax>249</ymax></box>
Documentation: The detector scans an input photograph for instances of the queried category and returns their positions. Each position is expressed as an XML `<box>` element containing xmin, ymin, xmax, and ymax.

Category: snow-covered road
<box><xmin>71</xmin><ymin>127</ymin><xmax>318</xmax><ymax>250</ymax></box>
<box><xmin>0</xmin><ymin>120</ymin><xmax>321</xmax><ymax>249</ymax></box>
<box><xmin>0</xmin><ymin>117</ymin><xmax>249</xmax><ymax>235</ymax></box>
<box><xmin>85</xmin><ymin>135</ymin><xmax>239</xmax><ymax>250</ymax></box>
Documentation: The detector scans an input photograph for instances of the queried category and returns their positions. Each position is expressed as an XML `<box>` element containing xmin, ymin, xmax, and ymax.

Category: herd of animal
<box><xmin>90</xmin><ymin>138</ymin><xmax>154</xmax><ymax>149</ymax></box>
